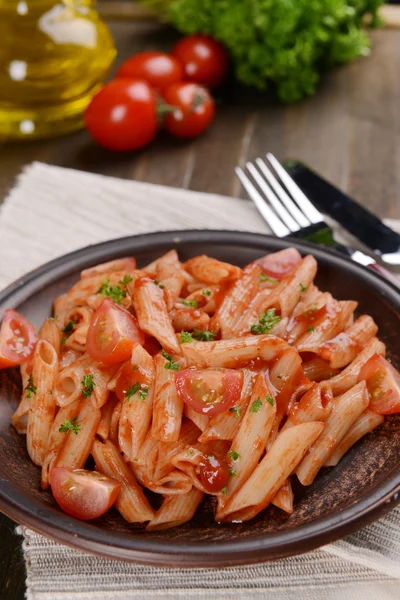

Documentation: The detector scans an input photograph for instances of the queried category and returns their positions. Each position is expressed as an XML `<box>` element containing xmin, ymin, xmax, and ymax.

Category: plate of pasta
<box><xmin>0</xmin><ymin>230</ymin><xmax>399</xmax><ymax>567</ymax></box>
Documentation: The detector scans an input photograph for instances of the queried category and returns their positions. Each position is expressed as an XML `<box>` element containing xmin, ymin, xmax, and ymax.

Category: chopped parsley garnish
<box><xmin>229</xmin><ymin>469</ymin><xmax>238</xmax><ymax>477</ymax></box>
<box><xmin>228</xmin><ymin>450</ymin><xmax>241</xmax><ymax>461</ymax></box>
<box><xmin>192</xmin><ymin>329</ymin><xmax>216</xmax><ymax>342</ymax></box>
<box><xmin>161</xmin><ymin>350</ymin><xmax>180</xmax><ymax>371</ymax></box>
<box><xmin>97</xmin><ymin>279</ymin><xmax>126</xmax><ymax>304</ymax></box>
<box><xmin>132</xmin><ymin>365</ymin><xmax>139</xmax><ymax>370</ymax></box>
<box><xmin>154</xmin><ymin>279</ymin><xmax>165</xmax><ymax>289</ymax></box>
<box><xmin>119</xmin><ymin>275</ymin><xmax>133</xmax><ymax>287</ymax></box>
<box><xmin>266</xmin><ymin>395</ymin><xmax>275</xmax><ymax>406</ymax></box>
<box><xmin>250</xmin><ymin>308</ymin><xmax>281</xmax><ymax>334</ymax></box>
<box><xmin>81</xmin><ymin>374</ymin><xmax>95</xmax><ymax>399</ymax></box>
<box><xmin>250</xmin><ymin>398</ymin><xmax>263</xmax><ymax>413</ymax></box>
<box><xmin>63</xmin><ymin>320</ymin><xmax>74</xmax><ymax>335</ymax></box>
<box><xmin>180</xmin><ymin>331</ymin><xmax>194</xmax><ymax>343</ymax></box>
<box><xmin>182</xmin><ymin>299</ymin><xmax>198</xmax><ymax>308</ymax></box>
<box><xmin>202</xmin><ymin>289</ymin><xmax>212</xmax><ymax>297</ymax></box>
<box><xmin>221</xmin><ymin>486</ymin><xmax>227</xmax><ymax>495</ymax></box>
<box><xmin>125</xmin><ymin>382</ymin><xmax>140</xmax><ymax>401</ymax></box>
<box><xmin>138</xmin><ymin>387</ymin><xmax>149</xmax><ymax>401</ymax></box>
<box><xmin>299</xmin><ymin>283</ymin><xmax>307</xmax><ymax>292</ymax></box>
<box><xmin>260</xmin><ymin>273</ymin><xmax>279</xmax><ymax>284</ymax></box>
<box><xmin>25</xmin><ymin>375</ymin><xmax>37</xmax><ymax>399</ymax></box>
<box><xmin>59</xmin><ymin>416</ymin><xmax>81</xmax><ymax>435</ymax></box>
<box><xmin>277</xmin><ymin>374</ymin><xmax>282</xmax><ymax>379</ymax></box>
<box><xmin>229</xmin><ymin>406</ymin><xmax>241</xmax><ymax>419</ymax></box>
<box><xmin>307</xmin><ymin>325</ymin><xmax>315</xmax><ymax>333</ymax></box>
<box><xmin>49</xmin><ymin>316</ymin><xmax>59</xmax><ymax>322</ymax></box>
<box><xmin>186</xmin><ymin>448</ymin><xmax>194</xmax><ymax>455</ymax></box>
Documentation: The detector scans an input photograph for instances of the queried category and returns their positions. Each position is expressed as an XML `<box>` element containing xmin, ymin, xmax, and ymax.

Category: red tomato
<box><xmin>115</xmin><ymin>361</ymin><xmax>148</xmax><ymax>403</ymax></box>
<box><xmin>50</xmin><ymin>467</ymin><xmax>121</xmax><ymax>520</ymax></box>
<box><xmin>359</xmin><ymin>354</ymin><xmax>400</xmax><ymax>414</ymax></box>
<box><xmin>162</xmin><ymin>82</ymin><xmax>215</xmax><ymax>139</ymax></box>
<box><xmin>256</xmin><ymin>248</ymin><xmax>302</xmax><ymax>280</ymax></box>
<box><xmin>0</xmin><ymin>309</ymin><xmax>36</xmax><ymax>369</ymax></box>
<box><xmin>199</xmin><ymin>454</ymin><xmax>230</xmax><ymax>493</ymax></box>
<box><xmin>175</xmin><ymin>368</ymin><xmax>243</xmax><ymax>415</ymax></box>
<box><xmin>80</xmin><ymin>257</ymin><xmax>136</xmax><ymax>280</ymax></box>
<box><xmin>84</xmin><ymin>79</ymin><xmax>158</xmax><ymax>152</ymax></box>
<box><xmin>116</xmin><ymin>51</ymin><xmax>184</xmax><ymax>91</ymax></box>
<box><xmin>172</xmin><ymin>35</ymin><xmax>228</xmax><ymax>89</ymax></box>
<box><xmin>86</xmin><ymin>298</ymin><xmax>145</xmax><ymax>364</ymax></box>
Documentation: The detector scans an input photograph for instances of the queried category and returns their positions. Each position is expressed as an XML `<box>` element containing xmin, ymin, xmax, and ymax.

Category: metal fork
<box><xmin>236</xmin><ymin>153</ymin><xmax>400</xmax><ymax>287</ymax></box>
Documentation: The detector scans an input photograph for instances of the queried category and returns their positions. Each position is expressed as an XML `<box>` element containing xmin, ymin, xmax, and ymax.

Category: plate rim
<box><xmin>1</xmin><ymin>229</ymin><xmax>399</xmax><ymax>566</ymax></box>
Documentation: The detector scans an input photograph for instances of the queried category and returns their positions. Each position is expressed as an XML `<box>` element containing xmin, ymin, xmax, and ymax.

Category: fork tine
<box><xmin>266</xmin><ymin>153</ymin><xmax>323</xmax><ymax>224</ymax></box>
<box><xmin>245</xmin><ymin>162</ymin><xmax>300</xmax><ymax>233</ymax></box>
<box><xmin>235</xmin><ymin>167</ymin><xmax>290</xmax><ymax>237</ymax></box>
<box><xmin>255</xmin><ymin>158</ymin><xmax>310</xmax><ymax>228</ymax></box>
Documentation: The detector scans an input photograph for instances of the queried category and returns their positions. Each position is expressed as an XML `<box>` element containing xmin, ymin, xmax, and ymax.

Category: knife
<box><xmin>285</xmin><ymin>161</ymin><xmax>400</xmax><ymax>266</ymax></box>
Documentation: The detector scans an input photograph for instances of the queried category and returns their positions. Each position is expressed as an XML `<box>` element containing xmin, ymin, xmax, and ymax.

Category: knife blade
<box><xmin>286</xmin><ymin>160</ymin><xmax>400</xmax><ymax>265</ymax></box>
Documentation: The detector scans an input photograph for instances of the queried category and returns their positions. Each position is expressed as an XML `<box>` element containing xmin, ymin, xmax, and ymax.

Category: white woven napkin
<box><xmin>1</xmin><ymin>162</ymin><xmax>400</xmax><ymax>600</ymax></box>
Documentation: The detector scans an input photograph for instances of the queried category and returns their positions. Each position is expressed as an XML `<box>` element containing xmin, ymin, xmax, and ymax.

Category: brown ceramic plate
<box><xmin>0</xmin><ymin>230</ymin><xmax>399</xmax><ymax>567</ymax></box>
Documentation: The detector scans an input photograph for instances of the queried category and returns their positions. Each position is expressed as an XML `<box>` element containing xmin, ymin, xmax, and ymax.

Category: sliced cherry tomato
<box><xmin>162</xmin><ymin>82</ymin><xmax>215</xmax><ymax>139</ymax></box>
<box><xmin>84</xmin><ymin>79</ymin><xmax>158</xmax><ymax>152</ymax></box>
<box><xmin>255</xmin><ymin>248</ymin><xmax>302</xmax><ymax>280</ymax></box>
<box><xmin>86</xmin><ymin>298</ymin><xmax>145</xmax><ymax>364</ymax></box>
<box><xmin>116</xmin><ymin>51</ymin><xmax>184</xmax><ymax>91</ymax></box>
<box><xmin>0</xmin><ymin>309</ymin><xmax>36</xmax><ymax>369</ymax></box>
<box><xmin>175</xmin><ymin>368</ymin><xmax>243</xmax><ymax>415</ymax></box>
<box><xmin>115</xmin><ymin>361</ymin><xmax>148</xmax><ymax>403</ymax></box>
<box><xmin>172</xmin><ymin>34</ymin><xmax>228</xmax><ymax>89</ymax></box>
<box><xmin>359</xmin><ymin>354</ymin><xmax>400</xmax><ymax>414</ymax></box>
<box><xmin>50</xmin><ymin>467</ymin><xmax>121</xmax><ymax>520</ymax></box>
<box><xmin>80</xmin><ymin>257</ymin><xmax>136</xmax><ymax>280</ymax></box>
<box><xmin>199</xmin><ymin>454</ymin><xmax>230</xmax><ymax>493</ymax></box>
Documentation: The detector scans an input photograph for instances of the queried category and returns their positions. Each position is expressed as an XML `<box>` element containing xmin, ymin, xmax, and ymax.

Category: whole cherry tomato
<box><xmin>116</xmin><ymin>51</ymin><xmax>184</xmax><ymax>91</ymax></box>
<box><xmin>84</xmin><ymin>79</ymin><xmax>158</xmax><ymax>152</ymax></box>
<box><xmin>172</xmin><ymin>34</ymin><xmax>228</xmax><ymax>89</ymax></box>
<box><xmin>162</xmin><ymin>82</ymin><xmax>215</xmax><ymax>139</ymax></box>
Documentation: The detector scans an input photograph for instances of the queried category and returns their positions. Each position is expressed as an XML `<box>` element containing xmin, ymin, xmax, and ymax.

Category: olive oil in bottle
<box><xmin>0</xmin><ymin>0</ymin><xmax>116</xmax><ymax>140</ymax></box>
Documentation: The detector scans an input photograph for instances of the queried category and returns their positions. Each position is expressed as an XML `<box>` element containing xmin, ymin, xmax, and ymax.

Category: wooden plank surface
<box><xmin>0</xmin><ymin>19</ymin><xmax>400</xmax><ymax>600</ymax></box>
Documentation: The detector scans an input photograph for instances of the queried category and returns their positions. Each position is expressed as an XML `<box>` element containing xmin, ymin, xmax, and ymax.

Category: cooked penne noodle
<box><xmin>181</xmin><ymin>335</ymin><xmax>288</xmax><ymax>369</ymax></box>
<box><xmin>133</xmin><ymin>276</ymin><xmax>181</xmax><ymax>355</ymax></box>
<box><xmin>27</xmin><ymin>340</ymin><xmax>58</xmax><ymax>466</ymax></box>
<box><xmin>146</xmin><ymin>488</ymin><xmax>204</xmax><ymax>531</ymax></box>
<box><xmin>221</xmin><ymin>422</ymin><xmax>324</xmax><ymax>522</ymax></box>
<box><xmin>151</xmin><ymin>353</ymin><xmax>183</xmax><ymax>442</ymax></box>
<box><xmin>10</xmin><ymin>247</ymin><xmax>399</xmax><ymax>529</ymax></box>
<box><xmin>92</xmin><ymin>439</ymin><xmax>155</xmax><ymax>523</ymax></box>
<box><xmin>296</xmin><ymin>381</ymin><xmax>370</xmax><ymax>485</ymax></box>
<box><xmin>184</xmin><ymin>255</ymin><xmax>242</xmax><ymax>285</ymax></box>
<box><xmin>318</xmin><ymin>315</ymin><xmax>378</xmax><ymax>369</ymax></box>
<box><xmin>118</xmin><ymin>344</ymin><xmax>155</xmax><ymax>460</ymax></box>
<box><xmin>323</xmin><ymin>409</ymin><xmax>384</xmax><ymax>467</ymax></box>
<box><xmin>327</xmin><ymin>337</ymin><xmax>385</xmax><ymax>395</ymax></box>
<box><xmin>271</xmin><ymin>478</ymin><xmax>294</xmax><ymax>514</ymax></box>
<box><xmin>216</xmin><ymin>372</ymin><xmax>276</xmax><ymax>518</ymax></box>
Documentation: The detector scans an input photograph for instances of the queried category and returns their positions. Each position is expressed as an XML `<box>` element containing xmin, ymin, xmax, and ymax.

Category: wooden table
<box><xmin>0</xmin><ymin>19</ymin><xmax>400</xmax><ymax>600</ymax></box>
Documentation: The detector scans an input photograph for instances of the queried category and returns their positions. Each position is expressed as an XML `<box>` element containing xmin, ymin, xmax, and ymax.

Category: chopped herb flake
<box><xmin>60</xmin><ymin>337</ymin><xmax>67</xmax><ymax>345</ymax></box>
<box><xmin>229</xmin><ymin>406</ymin><xmax>241</xmax><ymax>419</ymax></box>
<box><xmin>125</xmin><ymin>382</ymin><xmax>140</xmax><ymax>401</ymax></box>
<box><xmin>25</xmin><ymin>375</ymin><xmax>37</xmax><ymax>399</ymax></box>
<box><xmin>229</xmin><ymin>469</ymin><xmax>238</xmax><ymax>477</ymax></box>
<box><xmin>192</xmin><ymin>329</ymin><xmax>216</xmax><ymax>342</ymax></box>
<box><xmin>49</xmin><ymin>316</ymin><xmax>59</xmax><ymax>322</ymax></box>
<box><xmin>260</xmin><ymin>273</ymin><xmax>279</xmax><ymax>284</ymax></box>
<box><xmin>138</xmin><ymin>387</ymin><xmax>149</xmax><ymax>401</ymax></box>
<box><xmin>154</xmin><ymin>279</ymin><xmax>165</xmax><ymax>289</ymax></box>
<box><xmin>250</xmin><ymin>398</ymin><xmax>263</xmax><ymax>413</ymax></box>
<box><xmin>182</xmin><ymin>299</ymin><xmax>198</xmax><ymax>308</ymax></box>
<box><xmin>251</xmin><ymin>308</ymin><xmax>281</xmax><ymax>334</ymax></box>
<box><xmin>300</xmin><ymin>283</ymin><xmax>307</xmax><ymax>292</ymax></box>
<box><xmin>202</xmin><ymin>289</ymin><xmax>212</xmax><ymax>297</ymax></box>
<box><xmin>81</xmin><ymin>374</ymin><xmax>95</xmax><ymax>399</ymax></box>
<box><xmin>119</xmin><ymin>275</ymin><xmax>133</xmax><ymax>287</ymax></box>
<box><xmin>132</xmin><ymin>365</ymin><xmax>139</xmax><ymax>370</ymax></box>
<box><xmin>228</xmin><ymin>450</ymin><xmax>241</xmax><ymax>461</ymax></box>
<box><xmin>307</xmin><ymin>325</ymin><xmax>315</xmax><ymax>333</ymax></box>
<box><xmin>187</xmin><ymin>449</ymin><xmax>194</xmax><ymax>455</ymax></box>
<box><xmin>161</xmin><ymin>350</ymin><xmax>180</xmax><ymax>371</ymax></box>
<box><xmin>221</xmin><ymin>486</ymin><xmax>227</xmax><ymax>495</ymax></box>
<box><xmin>180</xmin><ymin>331</ymin><xmax>194</xmax><ymax>343</ymax></box>
<box><xmin>97</xmin><ymin>279</ymin><xmax>126</xmax><ymax>304</ymax></box>
<box><xmin>266</xmin><ymin>395</ymin><xmax>275</xmax><ymax>406</ymax></box>
<box><xmin>62</xmin><ymin>320</ymin><xmax>74</xmax><ymax>335</ymax></box>
<box><xmin>277</xmin><ymin>374</ymin><xmax>282</xmax><ymax>379</ymax></box>
<box><xmin>59</xmin><ymin>416</ymin><xmax>81</xmax><ymax>435</ymax></box>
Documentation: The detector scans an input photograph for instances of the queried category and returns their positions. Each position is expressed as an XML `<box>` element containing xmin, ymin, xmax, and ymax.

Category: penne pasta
<box><xmin>97</xmin><ymin>393</ymin><xmax>119</xmax><ymax>441</ymax></box>
<box><xmin>220</xmin><ymin>422</ymin><xmax>324</xmax><ymax>522</ymax></box>
<box><xmin>318</xmin><ymin>315</ymin><xmax>378</xmax><ymax>369</ymax></box>
<box><xmin>170</xmin><ymin>307</ymin><xmax>210</xmax><ymax>332</ymax></box>
<box><xmin>144</xmin><ymin>469</ymin><xmax>193</xmax><ymax>495</ymax></box>
<box><xmin>184</xmin><ymin>255</ymin><xmax>242</xmax><ymax>285</ymax></box>
<box><xmin>38</xmin><ymin>318</ymin><xmax>61</xmax><ymax>356</ymax></box>
<box><xmin>153</xmin><ymin>420</ymin><xmax>201</xmax><ymax>481</ymax></box>
<box><xmin>296</xmin><ymin>381</ymin><xmax>370</xmax><ymax>485</ymax></box>
<box><xmin>183</xmin><ymin>404</ymin><xmax>210</xmax><ymax>432</ymax></box>
<box><xmin>27</xmin><ymin>340</ymin><xmax>58</xmax><ymax>466</ymax></box>
<box><xmin>146</xmin><ymin>488</ymin><xmax>204</xmax><ymax>531</ymax></box>
<box><xmin>295</xmin><ymin>301</ymin><xmax>357</xmax><ymax>353</ymax></box>
<box><xmin>283</xmin><ymin>382</ymin><xmax>333</xmax><ymax>430</ymax></box>
<box><xmin>12</xmin><ymin>359</ymin><xmax>33</xmax><ymax>434</ymax></box>
<box><xmin>92</xmin><ymin>439</ymin><xmax>154</xmax><ymax>523</ymax></box>
<box><xmin>151</xmin><ymin>353</ymin><xmax>184</xmax><ymax>442</ymax></box>
<box><xmin>271</xmin><ymin>478</ymin><xmax>294</xmax><ymax>514</ymax></box>
<box><xmin>154</xmin><ymin>250</ymin><xmax>186</xmax><ymax>309</ymax></box>
<box><xmin>323</xmin><ymin>409</ymin><xmax>384</xmax><ymax>467</ymax></box>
